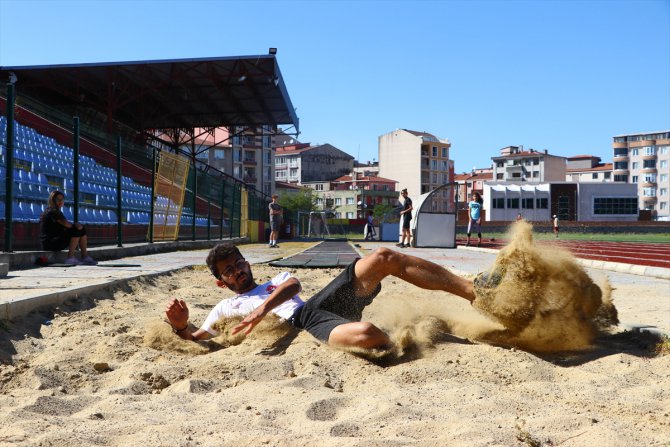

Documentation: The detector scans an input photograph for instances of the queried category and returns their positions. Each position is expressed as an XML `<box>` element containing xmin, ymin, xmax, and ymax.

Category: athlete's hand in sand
<box><xmin>165</xmin><ymin>298</ymin><xmax>189</xmax><ymax>330</ymax></box>
<box><xmin>231</xmin><ymin>307</ymin><xmax>267</xmax><ymax>336</ymax></box>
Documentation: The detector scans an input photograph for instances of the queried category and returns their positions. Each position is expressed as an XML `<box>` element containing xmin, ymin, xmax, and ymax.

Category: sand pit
<box><xmin>1</xmin><ymin>242</ymin><xmax>669</xmax><ymax>445</ymax></box>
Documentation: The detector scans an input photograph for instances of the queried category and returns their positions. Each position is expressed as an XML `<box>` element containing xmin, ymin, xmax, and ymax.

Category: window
<box><xmin>335</xmin><ymin>198</ymin><xmax>341</xmax><ymax>205</ymax></box>
<box><xmin>630</xmin><ymin>148</ymin><xmax>638</xmax><ymax>156</ymax></box>
<box><xmin>536</xmin><ymin>198</ymin><xmax>548</xmax><ymax>209</ymax></box>
<box><xmin>214</xmin><ymin>149</ymin><xmax>225</xmax><ymax>160</ymax></box>
<box><xmin>631</xmin><ymin>162</ymin><xmax>639</xmax><ymax>169</ymax></box>
<box><xmin>442</xmin><ymin>147</ymin><xmax>448</xmax><ymax>157</ymax></box>
<box><xmin>613</xmin><ymin>137</ymin><xmax>626</xmax><ymax>143</ymax></box>
<box><xmin>431</xmin><ymin>160</ymin><xmax>438</xmax><ymax>170</ymax></box>
<box><xmin>346</xmin><ymin>197</ymin><xmax>354</xmax><ymax>205</ymax></box>
<box><xmin>614</xmin><ymin>148</ymin><xmax>628</xmax><ymax>156</ymax></box>
<box><xmin>660</xmin><ymin>188</ymin><xmax>667</xmax><ymax>196</ymax></box>
<box><xmin>660</xmin><ymin>202</ymin><xmax>668</xmax><ymax>210</ymax></box>
<box><xmin>533</xmin><ymin>158</ymin><xmax>539</xmax><ymax>165</ymax></box>
<box><xmin>643</xmin><ymin>159</ymin><xmax>656</xmax><ymax>168</ymax></box>
<box><xmin>512</xmin><ymin>172</ymin><xmax>521</xmax><ymax>178</ymax></box>
<box><xmin>496</xmin><ymin>173</ymin><xmax>503</xmax><ymax>180</ymax></box>
<box><xmin>643</xmin><ymin>188</ymin><xmax>656</xmax><ymax>197</ymax></box>
<box><xmin>346</xmin><ymin>212</ymin><xmax>354</xmax><ymax>219</ymax></box>
<box><xmin>644</xmin><ymin>174</ymin><xmax>656</xmax><ymax>183</ymax></box>
<box><xmin>441</xmin><ymin>161</ymin><xmax>448</xmax><ymax>170</ymax></box>
<box><xmin>506</xmin><ymin>198</ymin><xmax>519</xmax><ymax>209</ymax></box>
<box><xmin>632</xmin><ymin>176</ymin><xmax>638</xmax><ymax>183</ymax></box>
<box><xmin>660</xmin><ymin>160</ymin><xmax>668</xmax><ymax>169</ymax></box>
<box><xmin>593</xmin><ymin>197</ymin><xmax>638</xmax><ymax>215</ymax></box>
<box><xmin>432</xmin><ymin>174</ymin><xmax>437</xmax><ymax>183</ymax></box>
<box><xmin>492</xmin><ymin>198</ymin><xmax>505</xmax><ymax>208</ymax></box>
<box><xmin>643</xmin><ymin>146</ymin><xmax>656</xmax><ymax>156</ymax></box>
<box><xmin>316</xmin><ymin>198</ymin><xmax>323</xmax><ymax>205</ymax></box>
<box><xmin>533</xmin><ymin>171</ymin><xmax>539</xmax><ymax>178</ymax></box>
<box><xmin>522</xmin><ymin>198</ymin><xmax>534</xmax><ymax>209</ymax></box>
<box><xmin>232</xmin><ymin>135</ymin><xmax>241</xmax><ymax>146</ymax></box>
<box><xmin>592</xmin><ymin>173</ymin><xmax>598</xmax><ymax>179</ymax></box>
<box><xmin>496</xmin><ymin>161</ymin><xmax>504</xmax><ymax>168</ymax></box>
<box><xmin>604</xmin><ymin>172</ymin><xmax>611</xmax><ymax>179</ymax></box>
<box><xmin>614</xmin><ymin>175</ymin><xmax>628</xmax><ymax>182</ymax></box>
<box><xmin>432</xmin><ymin>146</ymin><xmax>438</xmax><ymax>156</ymax></box>
<box><xmin>614</xmin><ymin>162</ymin><xmax>628</xmax><ymax>170</ymax></box>
<box><xmin>658</xmin><ymin>146</ymin><xmax>668</xmax><ymax>155</ymax></box>
<box><xmin>315</xmin><ymin>184</ymin><xmax>323</xmax><ymax>191</ymax></box>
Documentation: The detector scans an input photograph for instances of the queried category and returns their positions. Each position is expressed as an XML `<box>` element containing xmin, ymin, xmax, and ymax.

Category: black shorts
<box><xmin>42</xmin><ymin>226</ymin><xmax>86</xmax><ymax>251</ymax></box>
<box><xmin>402</xmin><ymin>214</ymin><xmax>411</xmax><ymax>229</ymax></box>
<box><xmin>270</xmin><ymin>218</ymin><xmax>281</xmax><ymax>231</ymax></box>
<box><xmin>290</xmin><ymin>259</ymin><xmax>382</xmax><ymax>342</ymax></box>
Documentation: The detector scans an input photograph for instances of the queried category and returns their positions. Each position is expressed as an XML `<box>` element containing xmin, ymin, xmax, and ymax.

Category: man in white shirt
<box><xmin>165</xmin><ymin>242</ymin><xmax>477</xmax><ymax>349</ymax></box>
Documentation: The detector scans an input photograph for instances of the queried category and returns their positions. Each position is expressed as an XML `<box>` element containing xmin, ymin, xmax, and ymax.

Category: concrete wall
<box><xmin>484</xmin><ymin>183</ymin><xmax>551</xmax><ymax>222</ymax></box>
<box><xmin>379</xmin><ymin>130</ymin><xmax>421</xmax><ymax>195</ymax></box>
<box><xmin>543</xmin><ymin>155</ymin><xmax>567</xmax><ymax>182</ymax></box>
<box><xmin>577</xmin><ymin>183</ymin><xmax>639</xmax><ymax>222</ymax></box>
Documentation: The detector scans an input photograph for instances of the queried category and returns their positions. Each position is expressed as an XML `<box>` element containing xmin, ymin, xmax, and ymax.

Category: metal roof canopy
<box><xmin>0</xmin><ymin>54</ymin><xmax>299</xmax><ymax>133</ymax></box>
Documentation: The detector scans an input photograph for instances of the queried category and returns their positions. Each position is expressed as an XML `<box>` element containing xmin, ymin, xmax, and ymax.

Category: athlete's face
<box><xmin>216</xmin><ymin>254</ymin><xmax>254</xmax><ymax>293</ymax></box>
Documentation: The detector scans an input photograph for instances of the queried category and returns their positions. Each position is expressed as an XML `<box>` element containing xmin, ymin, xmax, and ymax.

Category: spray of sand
<box><xmin>144</xmin><ymin>314</ymin><xmax>294</xmax><ymax>354</ymax></box>
<box><xmin>470</xmin><ymin>220</ymin><xmax>618</xmax><ymax>352</ymax></box>
<box><xmin>347</xmin><ymin>220</ymin><xmax>619</xmax><ymax>360</ymax></box>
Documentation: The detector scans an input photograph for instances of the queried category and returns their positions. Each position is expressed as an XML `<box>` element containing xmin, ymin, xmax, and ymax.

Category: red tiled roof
<box><xmin>567</xmin><ymin>154</ymin><xmax>600</xmax><ymax>160</ymax></box>
<box><xmin>566</xmin><ymin>163</ymin><xmax>613</xmax><ymax>172</ymax></box>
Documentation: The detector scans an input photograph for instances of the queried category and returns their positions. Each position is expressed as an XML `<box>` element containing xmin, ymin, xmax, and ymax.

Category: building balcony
<box><xmin>505</xmin><ymin>165</ymin><xmax>525</xmax><ymax>173</ymax></box>
<box><xmin>243</xmin><ymin>176</ymin><xmax>257</xmax><ymax>184</ymax></box>
<box><xmin>613</xmin><ymin>167</ymin><xmax>629</xmax><ymax>173</ymax></box>
<box><xmin>642</xmin><ymin>195</ymin><xmax>657</xmax><ymax>201</ymax></box>
<box><xmin>612</xmin><ymin>142</ymin><xmax>628</xmax><ymax>149</ymax></box>
<box><xmin>641</xmin><ymin>167</ymin><xmax>657</xmax><ymax>174</ymax></box>
<box><xmin>641</xmin><ymin>154</ymin><xmax>657</xmax><ymax>160</ymax></box>
<box><xmin>642</xmin><ymin>180</ymin><xmax>657</xmax><ymax>186</ymax></box>
<box><xmin>613</xmin><ymin>153</ymin><xmax>629</xmax><ymax>161</ymax></box>
<box><xmin>243</xmin><ymin>159</ymin><xmax>257</xmax><ymax>166</ymax></box>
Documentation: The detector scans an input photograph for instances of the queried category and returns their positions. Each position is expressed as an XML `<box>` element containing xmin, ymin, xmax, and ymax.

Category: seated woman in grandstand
<box><xmin>40</xmin><ymin>190</ymin><xmax>97</xmax><ymax>265</ymax></box>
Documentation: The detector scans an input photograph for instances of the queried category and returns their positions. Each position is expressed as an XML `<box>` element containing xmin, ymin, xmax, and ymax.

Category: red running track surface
<box><xmin>456</xmin><ymin>238</ymin><xmax>670</xmax><ymax>269</ymax></box>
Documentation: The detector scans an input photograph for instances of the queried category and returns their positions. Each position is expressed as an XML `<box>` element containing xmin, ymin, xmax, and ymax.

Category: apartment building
<box><xmin>353</xmin><ymin>160</ymin><xmax>379</xmax><ymax>177</ymax></box>
<box><xmin>191</xmin><ymin>125</ymin><xmax>276</xmax><ymax>195</ymax></box>
<box><xmin>455</xmin><ymin>168</ymin><xmax>493</xmax><ymax>206</ymax></box>
<box><xmin>303</xmin><ymin>174</ymin><xmax>398</xmax><ymax>219</ymax></box>
<box><xmin>491</xmin><ymin>146</ymin><xmax>566</xmax><ymax>183</ymax></box>
<box><xmin>275</xmin><ymin>143</ymin><xmax>354</xmax><ymax>185</ymax></box>
<box><xmin>378</xmin><ymin>129</ymin><xmax>453</xmax><ymax>213</ymax></box>
<box><xmin>565</xmin><ymin>155</ymin><xmax>613</xmax><ymax>183</ymax></box>
<box><xmin>612</xmin><ymin>131</ymin><xmax>670</xmax><ymax>219</ymax></box>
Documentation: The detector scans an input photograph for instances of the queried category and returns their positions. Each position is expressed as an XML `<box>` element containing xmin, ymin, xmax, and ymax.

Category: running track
<box><xmin>456</xmin><ymin>238</ymin><xmax>670</xmax><ymax>269</ymax></box>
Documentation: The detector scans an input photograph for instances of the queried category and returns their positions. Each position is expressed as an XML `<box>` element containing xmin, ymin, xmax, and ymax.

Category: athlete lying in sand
<box><xmin>165</xmin><ymin>242</ymin><xmax>479</xmax><ymax>349</ymax></box>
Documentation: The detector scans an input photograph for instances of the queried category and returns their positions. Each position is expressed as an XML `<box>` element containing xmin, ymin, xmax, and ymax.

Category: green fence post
<box><xmin>191</xmin><ymin>161</ymin><xmax>197</xmax><ymax>241</ymax></box>
<box><xmin>149</xmin><ymin>147</ymin><xmax>156</xmax><ymax>243</ymax></box>
<box><xmin>229</xmin><ymin>184</ymin><xmax>236</xmax><ymax>239</ymax></box>
<box><xmin>3</xmin><ymin>83</ymin><xmax>15</xmax><ymax>253</ymax></box>
<box><xmin>207</xmin><ymin>198</ymin><xmax>211</xmax><ymax>240</ymax></box>
<box><xmin>116</xmin><ymin>136</ymin><xmax>123</xmax><ymax>247</ymax></box>
<box><xmin>72</xmin><ymin>117</ymin><xmax>80</xmax><ymax>224</ymax></box>
<box><xmin>219</xmin><ymin>181</ymin><xmax>225</xmax><ymax>240</ymax></box>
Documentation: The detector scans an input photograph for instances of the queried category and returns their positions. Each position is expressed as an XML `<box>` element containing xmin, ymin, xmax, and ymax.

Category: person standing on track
<box><xmin>268</xmin><ymin>194</ymin><xmax>282</xmax><ymax>248</ymax></box>
<box><xmin>466</xmin><ymin>192</ymin><xmax>483</xmax><ymax>247</ymax></box>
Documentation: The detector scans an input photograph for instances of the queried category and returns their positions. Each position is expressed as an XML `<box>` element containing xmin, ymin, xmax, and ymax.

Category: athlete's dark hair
<box><xmin>206</xmin><ymin>243</ymin><xmax>242</xmax><ymax>278</ymax></box>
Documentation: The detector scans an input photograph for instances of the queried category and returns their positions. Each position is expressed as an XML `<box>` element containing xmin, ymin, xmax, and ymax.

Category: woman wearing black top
<box><xmin>40</xmin><ymin>190</ymin><xmax>97</xmax><ymax>265</ymax></box>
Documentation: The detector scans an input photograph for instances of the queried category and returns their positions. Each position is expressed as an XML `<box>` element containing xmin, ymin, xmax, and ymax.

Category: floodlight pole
<box><xmin>3</xmin><ymin>83</ymin><xmax>16</xmax><ymax>253</ymax></box>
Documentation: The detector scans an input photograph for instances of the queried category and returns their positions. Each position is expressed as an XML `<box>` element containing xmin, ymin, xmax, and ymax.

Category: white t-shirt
<box><xmin>200</xmin><ymin>272</ymin><xmax>303</xmax><ymax>335</ymax></box>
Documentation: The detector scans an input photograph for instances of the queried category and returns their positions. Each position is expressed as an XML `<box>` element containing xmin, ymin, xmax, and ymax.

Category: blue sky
<box><xmin>1</xmin><ymin>0</ymin><xmax>668</xmax><ymax>173</ymax></box>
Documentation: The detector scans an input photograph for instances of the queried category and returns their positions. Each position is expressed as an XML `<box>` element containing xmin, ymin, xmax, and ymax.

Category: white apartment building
<box><xmin>491</xmin><ymin>146</ymin><xmax>566</xmax><ymax>183</ymax></box>
<box><xmin>378</xmin><ymin>129</ymin><xmax>453</xmax><ymax>210</ymax></box>
<box><xmin>565</xmin><ymin>155</ymin><xmax>613</xmax><ymax>183</ymax></box>
<box><xmin>612</xmin><ymin>131</ymin><xmax>670</xmax><ymax>220</ymax></box>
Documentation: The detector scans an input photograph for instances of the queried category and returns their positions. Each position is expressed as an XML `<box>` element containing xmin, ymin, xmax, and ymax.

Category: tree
<box><xmin>372</xmin><ymin>203</ymin><xmax>397</xmax><ymax>222</ymax></box>
<box><xmin>278</xmin><ymin>188</ymin><xmax>318</xmax><ymax>213</ymax></box>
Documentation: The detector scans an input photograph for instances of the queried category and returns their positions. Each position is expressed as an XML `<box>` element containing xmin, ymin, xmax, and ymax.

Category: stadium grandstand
<box><xmin>0</xmin><ymin>53</ymin><xmax>299</xmax><ymax>251</ymax></box>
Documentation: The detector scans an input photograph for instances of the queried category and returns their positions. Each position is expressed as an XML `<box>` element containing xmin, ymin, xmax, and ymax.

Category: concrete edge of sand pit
<box><xmin>577</xmin><ymin>259</ymin><xmax>670</xmax><ymax>280</ymax></box>
<box><xmin>0</xmin><ymin>269</ymin><xmax>185</xmax><ymax>321</ymax></box>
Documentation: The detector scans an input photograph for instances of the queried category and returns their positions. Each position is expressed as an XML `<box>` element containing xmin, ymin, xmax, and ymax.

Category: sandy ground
<box><xmin>0</xmin><ymin>255</ymin><xmax>669</xmax><ymax>447</ymax></box>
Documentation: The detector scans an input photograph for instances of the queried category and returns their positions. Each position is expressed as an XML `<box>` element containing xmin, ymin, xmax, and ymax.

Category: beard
<box><xmin>225</xmin><ymin>270</ymin><xmax>255</xmax><ymax>294</ymax></box>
